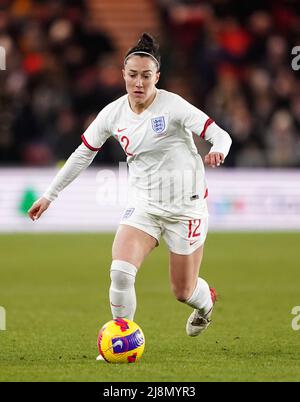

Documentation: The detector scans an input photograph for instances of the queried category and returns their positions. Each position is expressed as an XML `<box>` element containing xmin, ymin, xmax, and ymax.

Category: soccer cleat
<box><xmin>186</xmin><ymin>288</ymin><xmax>217</xmax><ymax>337</ymax></box>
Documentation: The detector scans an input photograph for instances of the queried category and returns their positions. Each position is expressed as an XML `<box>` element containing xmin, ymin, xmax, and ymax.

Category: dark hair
<box><xmin>124</xmin><ymin>33</ymin><xmax>161</xmax><ymax>70</ymax></box>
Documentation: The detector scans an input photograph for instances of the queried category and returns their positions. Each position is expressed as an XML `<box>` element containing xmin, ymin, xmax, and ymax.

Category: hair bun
<box><xmin>137</xmin><ymin>33</ymin><xmax>158</xmax><ymax>49</ymax></box>
<box><xmin>124</xmin><ymin>32</ymin><xmax>161</xmax><ymax>70</ymax></box>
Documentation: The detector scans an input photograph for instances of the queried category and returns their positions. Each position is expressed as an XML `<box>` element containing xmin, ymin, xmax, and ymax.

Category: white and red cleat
<box><xmin>186</xmin><ymin>288</ymin><xmax>217</xmax><ymax>337</ymax></box>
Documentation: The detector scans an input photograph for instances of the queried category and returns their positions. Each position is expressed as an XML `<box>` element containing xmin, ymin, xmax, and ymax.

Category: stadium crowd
<box><xmin>0</xmin><ymin>0</ymin><xmax>300</xmax><ymax>167</ymax></box>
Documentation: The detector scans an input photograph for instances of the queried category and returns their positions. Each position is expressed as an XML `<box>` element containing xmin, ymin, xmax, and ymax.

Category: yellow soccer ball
<box><xmin>97</xmin><ymin>318</ymin><xmax>145</xmax><ymax>363</ymax></box>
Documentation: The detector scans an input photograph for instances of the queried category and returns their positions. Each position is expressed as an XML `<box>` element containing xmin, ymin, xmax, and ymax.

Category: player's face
<box><xmin>123</xmin><ymin>56</ymin><xmax>160</xmax><ymax>107</ymax></box>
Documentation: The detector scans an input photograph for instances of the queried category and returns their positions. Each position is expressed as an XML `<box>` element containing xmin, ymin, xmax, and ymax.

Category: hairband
<box><xmin>124</xmin><ymin>51</ymin><xmax>160</xmax><ymax>70</ymax></box>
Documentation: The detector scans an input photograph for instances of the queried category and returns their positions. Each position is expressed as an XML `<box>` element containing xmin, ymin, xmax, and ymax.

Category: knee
<box><xmin>110</xmin><ymin>260</ymin><xmax>137</xmax><ymax>290</ymax></box>
<box><xmin>172</xmin><ymin>286</ymin><xmax>194</xmax><ymax>303</ymax></box>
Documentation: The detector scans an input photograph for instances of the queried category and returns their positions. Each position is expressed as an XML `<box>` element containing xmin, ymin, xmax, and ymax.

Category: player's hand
<box><xmin>204</xmin><ymin>152</ymin><xmax>224</xmax><ymax>168</ymax></box>
<box><xmin>28</xmin><ymin>197</ymin><xmax>51</xmax><ymax>221</ymax></box>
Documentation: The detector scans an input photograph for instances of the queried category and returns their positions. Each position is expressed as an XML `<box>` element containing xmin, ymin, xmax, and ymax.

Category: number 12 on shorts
<box><xmin>188</xmin><ymin>219</ymin><xmax>201</xmax><ymax>239</ymax></box>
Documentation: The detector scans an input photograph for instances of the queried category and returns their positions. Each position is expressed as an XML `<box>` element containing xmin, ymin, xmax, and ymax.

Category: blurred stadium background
<box><xmin>1</xmin><ymin>0</ymin><xmax>300</xmax><ymax>167</ymax></box>
<box><xmin>1</xmin><ymin>0</ymin><xmax>300</xmax><ymax>382</ymax></box>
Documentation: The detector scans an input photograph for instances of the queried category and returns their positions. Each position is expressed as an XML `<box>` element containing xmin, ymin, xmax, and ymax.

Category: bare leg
<box><xmin>112</xmin><ymin>224</ymin><xmax>157</xmax><ymax>269</ymax></box>
<box><xmin>169</xmin><ymin>246</ymin><xmax>204</xmax><ymax>302</ymax></box>
<box><xmin>169</xmin><ymin>246</ymin><xmax>215</xmax><ymax>336</ymax></box>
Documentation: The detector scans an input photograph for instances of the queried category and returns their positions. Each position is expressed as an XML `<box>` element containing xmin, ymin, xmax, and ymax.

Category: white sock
<box><xmin>185</xmin><ymin>277</ymin><xmax>213</xmax><ymax>315</ymax></box>
<box><xmin>109</xmin><ymin>260</ymin><xmax>137</xmax><ymax>321</ymax></box>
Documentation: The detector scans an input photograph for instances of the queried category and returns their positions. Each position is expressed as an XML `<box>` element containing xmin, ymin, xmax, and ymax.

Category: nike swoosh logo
<box><xmin>117</xmin><ymin>128</ymin><xmax>127</xmax><ymax>132</ymax></box>
<box><xmin>190</xmin><ymin>240</ymin><xmax>198</xmax><ymax>246</ymax></box>
<box><xmin>110</xmin><ymin>302</ymin><xmax>125</xmax><ymax>308</ymax></box>
<box><xmin>105</xmin><ymin>339</ymin><xmax>123</xmax><ymax>353</ymax></box>
<box><xmin>111</xmin><ymin>340</ymin><xmax>123</xmax><ymax>349</ymax></box>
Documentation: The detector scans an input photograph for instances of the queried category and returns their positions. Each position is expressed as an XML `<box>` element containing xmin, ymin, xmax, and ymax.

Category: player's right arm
<box><xmin>28</xmin><ymin>143</ymin><xmax>98</xmax><ymax>221</ymax></box>
<box><xmin>28</xmin><ymin>197</ymin><xmax>51</xmax><ymax>221</ymax></box>
<box><xmin>28</xmin><ymin>107</ymin><xmax>112</xmax><ymax>221</ymax></box>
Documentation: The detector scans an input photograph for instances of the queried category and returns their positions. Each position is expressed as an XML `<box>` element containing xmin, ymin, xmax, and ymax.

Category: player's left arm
<box><xmin>202</xmin><ymin>121</ymin><xmax>232</xmax><ymax>168</ymax></box>
<box><xmin>173</xmin><ymin>94</ymin><xmax>232</xmax><ymax>168</ymax></box>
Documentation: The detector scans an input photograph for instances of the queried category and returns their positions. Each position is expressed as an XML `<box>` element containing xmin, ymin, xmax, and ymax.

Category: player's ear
<box><xmin>155</xmin><ymin>72</ymin><xmax>160</xmax><ymax>84</ymax></box>
<box><xmin>122</xmin><ymin>69</ymin><xmax>126</xmax><ymax>80</ymax></box>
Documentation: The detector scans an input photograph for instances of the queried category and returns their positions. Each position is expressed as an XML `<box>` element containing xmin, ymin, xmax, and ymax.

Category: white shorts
<box><xmin>120</xmin><ymin>207</ymin><xmax>209</xmax><ymax>255</ymax></box>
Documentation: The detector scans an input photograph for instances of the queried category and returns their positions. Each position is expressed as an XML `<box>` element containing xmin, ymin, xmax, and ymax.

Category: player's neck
<box><xmin>128</xmin><ymin>90</ymin><xmax>157</xmax><ymax>115</ymax></box>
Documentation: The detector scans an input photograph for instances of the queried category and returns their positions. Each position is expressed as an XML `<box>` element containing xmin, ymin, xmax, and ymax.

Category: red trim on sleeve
<box><xmin>200</xmin><ymin>118</ymin><xmax>214</xmax><ymax>139</ymax></box>
<box><xmin>81</xmin><ymin>134</ymin><xmax>101</xmax><ymax>151</ymax></box>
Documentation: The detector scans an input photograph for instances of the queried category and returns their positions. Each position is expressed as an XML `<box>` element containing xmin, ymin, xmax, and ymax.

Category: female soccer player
<box><xmin>28</xmin><ymin>33</ymin><xmax>232</xmax><ymax>339</ymax></box>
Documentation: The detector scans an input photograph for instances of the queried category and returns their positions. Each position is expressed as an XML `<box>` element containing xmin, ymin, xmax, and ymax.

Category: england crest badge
<box><xmin>151</xmin><ymin>116</ymin><xmax>166</xmax><ymax>134</ymax></box>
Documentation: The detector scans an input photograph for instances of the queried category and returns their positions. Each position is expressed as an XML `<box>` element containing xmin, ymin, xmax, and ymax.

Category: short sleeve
<box><xmin>81</xmin><ymin>106</ymin><xmax>112</xmax><ymax>151</ymax></box>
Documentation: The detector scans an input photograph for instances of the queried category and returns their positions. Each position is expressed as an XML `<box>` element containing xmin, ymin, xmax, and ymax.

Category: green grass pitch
<box><xmin>0</xmin><ymin>232</ymin><xmax>300</xmax><ymax>382</ymax></box>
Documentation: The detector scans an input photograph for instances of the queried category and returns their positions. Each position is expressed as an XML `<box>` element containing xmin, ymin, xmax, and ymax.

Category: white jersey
<box><xmin>81</xmin><ymin>89</ymin><xmax>231</xmax><ymax>218</ymax></box>
<box><xmin>43</xmin><ymin>89</ymin><xmax>231</xmax><ymax>220</ymax></box>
